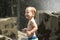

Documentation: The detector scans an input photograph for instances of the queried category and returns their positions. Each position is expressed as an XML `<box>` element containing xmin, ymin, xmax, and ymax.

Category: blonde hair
<box><xmin>25</xmin><ymin>6</ymin><xmax>37</xmax><ymax>16</ymax></box>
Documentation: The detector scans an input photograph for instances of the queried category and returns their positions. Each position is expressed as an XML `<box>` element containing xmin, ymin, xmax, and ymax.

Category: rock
<box><xmin>0</xmin><ymin>17</ymin><xmax>17</xmax><ymax>40</ymax></box>
<box><xmin>18</xmin><ymin>31</ymin><xmax>28</xmax><ymax>40</ymax></box>
<box><xmin>0</xmin><ymin>35</ymin><xmax>12</xmax><ymax>40</ymax></box>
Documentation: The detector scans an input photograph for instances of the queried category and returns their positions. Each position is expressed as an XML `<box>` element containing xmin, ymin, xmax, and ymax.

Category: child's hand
<box><xmin>26</xmin><ymin>31</ymin><xmax>31</xmax><ymax>36</ymax></box>
<box><xmin>22</xmin><ymin>28</ymin><xmax>27</xmax><ymax>33</ymax></box>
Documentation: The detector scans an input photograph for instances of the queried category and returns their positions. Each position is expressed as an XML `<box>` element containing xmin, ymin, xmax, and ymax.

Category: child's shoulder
<box><xmin>30</xmin><ymin>18</ymin><xmax>37</xmax><ymax>25</ymax></box>
<box><xmin>30</xmin><ymin>20</ymin><xmax>37</xmax><ymax>28</ymax></box>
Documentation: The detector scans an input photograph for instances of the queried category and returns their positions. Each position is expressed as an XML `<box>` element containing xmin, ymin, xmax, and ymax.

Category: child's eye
<box><xmin>26</xmin><ymin>12</ymin><xmax>29</xmax><ymax>13</ymax></box>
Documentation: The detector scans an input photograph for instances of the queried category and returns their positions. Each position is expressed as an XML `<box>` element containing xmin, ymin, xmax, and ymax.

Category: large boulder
<box><xmin>0</xmin><ymin>17</ymin><xmax>17</xmax><ymax>40</ymax></box>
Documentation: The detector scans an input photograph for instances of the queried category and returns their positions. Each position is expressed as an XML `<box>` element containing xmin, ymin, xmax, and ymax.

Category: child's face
<box><xmin>25</xmin><ymin>9</ymin><xmax>33</xmax><ymax>19</ymax></box>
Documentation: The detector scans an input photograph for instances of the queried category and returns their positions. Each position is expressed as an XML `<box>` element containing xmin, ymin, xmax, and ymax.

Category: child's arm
<box><xmin>22</xmin><ymin>28</ymin><xmax>28</xmax><ymax>33</ymax></box>
<box><xmin>30</xmin><ymin>21</ymin><xmax>38</xmax><ymax>34</ymax></box>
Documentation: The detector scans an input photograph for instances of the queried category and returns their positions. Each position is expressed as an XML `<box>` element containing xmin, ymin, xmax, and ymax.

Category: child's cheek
<box><xmin>29</xmin><ymin>13</ymin><xmax>32</xmax><ymax>16</ymax></box>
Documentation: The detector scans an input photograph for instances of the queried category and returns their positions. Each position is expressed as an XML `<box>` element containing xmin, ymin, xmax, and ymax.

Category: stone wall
<box><xmin>36</xmin><ymin>12</ymin><xmax>60</xmax><ymax>40</ymax></box>
<box><xmin>0</xmin><ymin>17</ymin><xmax>17</xmax><ymax>40</ymax></box>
